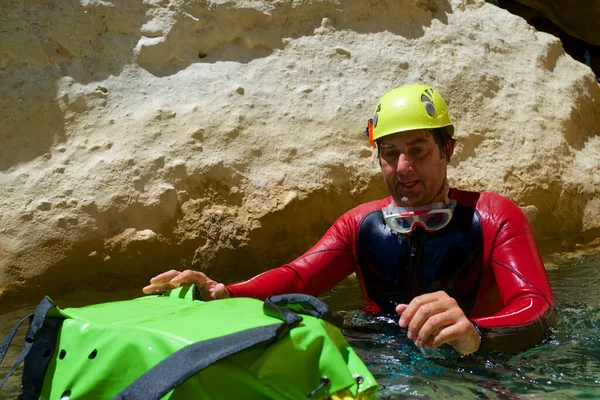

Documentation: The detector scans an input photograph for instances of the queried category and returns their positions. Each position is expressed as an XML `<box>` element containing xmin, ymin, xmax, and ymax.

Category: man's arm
<box><xmin>226</xmin><ymin>208</ymin><xmax>368</xmax><ymax>300</ymax></box>
<box><xmin>471</xmin><ymin>192</ymin><xmax>557</xmax><ymax>353</ymax></box>
<box><xmin>143</xmin><ymin>223</ymin><xmax>357</xmax><ymax>301</ymax></box>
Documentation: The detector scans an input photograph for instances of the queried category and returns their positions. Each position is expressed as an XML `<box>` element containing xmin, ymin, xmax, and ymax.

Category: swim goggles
<box><xmin>382</xmin><ymin>200</ymin><xmax>456</xmax><ymax>234</ymax></box>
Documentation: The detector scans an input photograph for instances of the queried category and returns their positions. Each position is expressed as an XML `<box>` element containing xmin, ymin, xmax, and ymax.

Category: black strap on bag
<box><xmin>112</xmin><ymin>323</ymin><xmax>290</xmax><ymax>400</ymax></box>
<box><xmin>113</xmin><ymin>294</ymin><xmax>333</xmax><ymax>400</ymax></box>
<box><xmin>21</xmin><ymin>312</ymin><xmax>64</xmax><ymax>400</ymax></box>
<box><xmin>264</xmin><ymin>293</ymin><xmax>342</xmax><ymax>327</ymax></box>
<box><xmin>0</xmin><ymin>314</ymin><xmax>33</xmax><ymax>366</ymax></box>
<box><xmin>0</xmin><ymin>297</ymin><xmax>59</xmax><ymax>396</ymax></box>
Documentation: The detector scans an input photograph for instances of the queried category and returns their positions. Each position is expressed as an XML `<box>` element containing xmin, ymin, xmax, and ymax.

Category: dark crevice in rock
<box><xmin>489</xmin><ymin>0</ymin><xmax>600</xmax><ymax>82</ymax></box>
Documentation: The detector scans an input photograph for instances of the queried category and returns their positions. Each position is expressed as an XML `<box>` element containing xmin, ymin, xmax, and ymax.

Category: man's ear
<box><xmin>445</xmin><ymin>140</ymin><xmax>456</xmax><ymax>162</ymax></box>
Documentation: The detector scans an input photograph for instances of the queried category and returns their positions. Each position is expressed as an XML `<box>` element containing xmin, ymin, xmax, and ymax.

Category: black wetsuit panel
<box><xmin>356</xmin><ymin>203</ymin><xmax>483</xmax><ymax>316</ymax></box>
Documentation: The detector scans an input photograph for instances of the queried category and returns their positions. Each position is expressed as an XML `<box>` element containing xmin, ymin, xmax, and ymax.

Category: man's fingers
<box><xmin>398</xmin><ymin>291</ymin><xmax>448</xmax><ymax>328</ymax></box>
<box><xmin>406</xmin><ymin>299</ymin><xmax>450</xmax><ymax>340</ymax></box>
<box><xmin>412</xmin><ymin>312</ymin><xmax>479</xmax><ymax>354</ymax></box>
<box><xmin>150</xmin><ymin>269</ymin><xmax>182</xmax><ymax>285</ymax></box>
<box><xmin>398</xmin><ymin>291</ymin><xmax>479</xmax><ymax>354</ymax></box>
<box><xmin>395</xmin><ymin>303</ymin><xmax>408</xmax><ymax>314</ymax></box>
<box><xmin>144</xmin><ymin>269</ymin><xmax>227</xmax><ymax>303</ymax></box>
<box><xmin>169</xmin><ymin>270</ymin><xmax>225</xmax><ymax>301</ymax></box>
<box><xmin>432</xmin><ymin>320</ymin><xmax>480</xmax><ymax>354</ymax></box>
<box><xmin>170</xmin><ymin>269</ymin><xmax>209</xmax><ymax>286</ymax></box>
<box><xmin>145</xmin><ymin>270</ymin><xmax>200</xmax><ymax>294</ymax></box>
<box><xmin>429</xmin><ymin>324</ymin><xmax>460</xmax><ymax>349</ymax></box>
<box><xmin>415</xmin><ymin>309</ymin><xmax>457</xmax><ymax>346</ymax></box>
<box><xmin>210</xmin><ymin>283</ymin><xmax>230</xmax><ymax>300</ymax></box>
<box><xmin>142</xmin><ymin>284</ymin><xmax>156</xmax><ymax>294</ymax></box>
<box><xmin>142</xmin><ymin>282</ymin><xmax>177</xmax><ymax>294</ymax></box>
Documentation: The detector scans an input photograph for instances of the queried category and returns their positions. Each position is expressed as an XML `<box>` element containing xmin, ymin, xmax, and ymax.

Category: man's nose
<box><xmin>396</xmin><ymin>154</ymin><xmax>413</xmax><ymax>175</ymax></box>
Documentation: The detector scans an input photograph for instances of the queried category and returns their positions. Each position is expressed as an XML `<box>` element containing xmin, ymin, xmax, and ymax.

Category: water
<box><xmin>1</xmin><ymin>253</ymin><xmax>599</xmax><ymax>399</ymax></box>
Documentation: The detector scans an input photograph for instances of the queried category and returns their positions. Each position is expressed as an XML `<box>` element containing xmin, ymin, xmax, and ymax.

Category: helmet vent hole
<box><xmin>88</xmin><ymin>349</ymin><xmax>98</xmax><ymax>359</ymax></box>
<box><xmin>424</xmin><ymin>103</ymin><xmax>435</xmax><ymax>116</ymax></box>
<box><xmin>59</xmin><ymin>349</ymin><xmax>67</xmax><ymax>359</ymax></box>
<box><xmin>60</xmin><ymin>390</ymin><xmax>71</xmax><ymax>400</ymax></box>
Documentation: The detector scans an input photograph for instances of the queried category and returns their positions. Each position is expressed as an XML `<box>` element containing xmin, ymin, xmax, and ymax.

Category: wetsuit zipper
<box><xmin>407</xmin><ymin>228</ymin><xmax>425</xmax><ymax>299</ymax></box>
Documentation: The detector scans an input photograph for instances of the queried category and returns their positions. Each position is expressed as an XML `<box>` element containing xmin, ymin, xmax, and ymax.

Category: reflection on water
<box><xmin>1</xmin><ymin>253</ymin><xmax>600</xmax><ymax>399</ymax></box>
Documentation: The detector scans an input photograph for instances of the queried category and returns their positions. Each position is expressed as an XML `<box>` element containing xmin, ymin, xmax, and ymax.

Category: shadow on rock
<box><xmin>0</xmin><ymin>0</ymin><xmax>148</xmax><ymax>170</ymax></box>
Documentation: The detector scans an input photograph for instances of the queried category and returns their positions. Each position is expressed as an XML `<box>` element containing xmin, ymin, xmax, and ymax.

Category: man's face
<box><xmin>378</xmin><ymin>129</ymin><xmax>448</xmax><ymax>207</ymax></box>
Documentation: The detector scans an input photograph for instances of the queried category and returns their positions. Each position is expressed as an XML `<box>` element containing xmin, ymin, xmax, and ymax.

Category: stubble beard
<box><xmin>388</xmin><ymin>175</ymin><xmax>448</xmax><ymax>208</ymax></box>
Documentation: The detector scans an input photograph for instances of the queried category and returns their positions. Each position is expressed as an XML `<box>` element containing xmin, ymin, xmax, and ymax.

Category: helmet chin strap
<box><xmin>427</xmin><ymin>176</ymin><xmax>449</xmax><ymax>206</ymax></box>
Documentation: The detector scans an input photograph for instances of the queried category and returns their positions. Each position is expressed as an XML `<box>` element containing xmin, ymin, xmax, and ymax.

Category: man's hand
<box><xmin>395</xmin><ymin>291</ymin><xmax>481</xmax><ymax>355</ymax></box>
<box><xmin>142</xmin><ymin>269</ymin><xmax>230</xmax><ymax>301</ymax></box>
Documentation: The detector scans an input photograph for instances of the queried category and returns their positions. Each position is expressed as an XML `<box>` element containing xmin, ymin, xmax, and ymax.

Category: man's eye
<box><xmin>411</xmin><ymin>148</ymin><xmax>426</xmax><ymax>156</ymax></box>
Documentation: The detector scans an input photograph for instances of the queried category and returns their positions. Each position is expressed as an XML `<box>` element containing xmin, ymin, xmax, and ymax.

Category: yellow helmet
<box><xmin>365</xmin><ymin>84</ymin><xmax>454</xmax><ymax>148</ymax></box>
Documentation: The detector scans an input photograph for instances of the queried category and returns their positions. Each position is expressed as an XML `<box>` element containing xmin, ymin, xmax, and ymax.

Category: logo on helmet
<box><xmin>421</xmin><ymin>89</ymin><xmax>436</xmax><ymax>117</ymax></box>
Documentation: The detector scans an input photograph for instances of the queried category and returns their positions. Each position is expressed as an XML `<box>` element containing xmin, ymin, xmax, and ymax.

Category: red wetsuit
<box><xmin>227</xmin><ymin>188</ymin><xmax>556</xmax><ymax>353</ymax></box>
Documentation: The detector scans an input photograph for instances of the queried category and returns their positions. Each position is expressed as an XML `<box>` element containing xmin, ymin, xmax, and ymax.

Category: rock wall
<box><xmin>1</xmin><ymin>0</ymin><xmax>599</xmax><ymax>307</ymax></box>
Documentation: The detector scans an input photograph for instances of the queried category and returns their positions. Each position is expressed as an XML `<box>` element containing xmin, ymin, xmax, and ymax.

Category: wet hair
<box><xmin>376</xmin><ymin>127</ymin><xmax>456</xmax><ymax>161</ymax></box>
<box><xmin>427</xmin><ymin>127</ymin><xmax>456</xmax><ymax>161</ymax></box>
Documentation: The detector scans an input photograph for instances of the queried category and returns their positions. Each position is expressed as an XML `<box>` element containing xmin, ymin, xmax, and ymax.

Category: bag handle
<box><xmin>0</xmin><ymin>313</ymin><xmax>33</xmax><ymax>366</ymax></box>
<box><xmin>0</xmin><ymin>297</ymin><xmax>57</xmax><ymax>391</ymax></box>
<box><xmin>266</xmin><ymin>293</ymin><xmax>343</xmax><ymax>327</ymax></box>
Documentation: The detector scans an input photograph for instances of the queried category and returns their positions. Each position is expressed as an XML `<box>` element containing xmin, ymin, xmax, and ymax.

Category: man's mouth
<box><xmin>398</xmin><ymin>180</ymin><xmax>419</xmax><ymax>190</ymax></box>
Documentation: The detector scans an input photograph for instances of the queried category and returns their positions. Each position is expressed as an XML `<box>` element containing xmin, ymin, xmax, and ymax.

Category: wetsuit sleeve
<box><xmin>226</xmin><ymin>211</ymin><xmax>361</xmax><ymax>300</ymax></box>
<box><xmin>471</xmin><ymin>194</ymin><xmax>557</xmax><ymax>353</ymax></box>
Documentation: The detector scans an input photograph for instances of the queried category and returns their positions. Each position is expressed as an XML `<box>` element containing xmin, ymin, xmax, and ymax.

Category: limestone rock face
<box><xmin>0</xmin><ymin>0</ymin><xmax>599</xmax><ymax>306</ymax></box>
<box><xmin>513</xmin><ymin>0</ymin><xmax>600</xmax><ymax>45</ymax></box>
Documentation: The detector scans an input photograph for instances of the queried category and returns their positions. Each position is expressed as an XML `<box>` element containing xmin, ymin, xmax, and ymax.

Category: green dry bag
<box><xmin>0</xmin><ymin>287</ymin><xmax>378</xmax><ymax>399</ymax></box>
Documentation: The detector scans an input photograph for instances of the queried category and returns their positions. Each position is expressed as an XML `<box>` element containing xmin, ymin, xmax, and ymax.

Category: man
<box><xmin>144</xmin><ymin>84</ymin><xmax>556</xmax><ymax>354</ymax></box>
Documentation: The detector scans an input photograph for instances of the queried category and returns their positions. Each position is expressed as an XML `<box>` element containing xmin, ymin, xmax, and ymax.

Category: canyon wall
<box><xmin>0</xmin><ymin>0</ymin><xmax>599</xmax><ymax>306</ymax></box>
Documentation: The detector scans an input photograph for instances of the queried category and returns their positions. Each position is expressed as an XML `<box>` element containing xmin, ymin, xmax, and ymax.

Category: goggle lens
<box><xmin>383</xmin><ymin>202</ymin><xmax>455</xmax><ymax>234</ymax></box>
<box><xmin>420</xmin><ymin>211</ymin><xmax>450</xmax><ymax>227</ymax></box>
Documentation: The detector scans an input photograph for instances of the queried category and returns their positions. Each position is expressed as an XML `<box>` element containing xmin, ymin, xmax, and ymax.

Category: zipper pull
<box><xmin>410</xmin><ymin>242</ymin><xmax>418</xmax><ymax>257</ymax></box>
